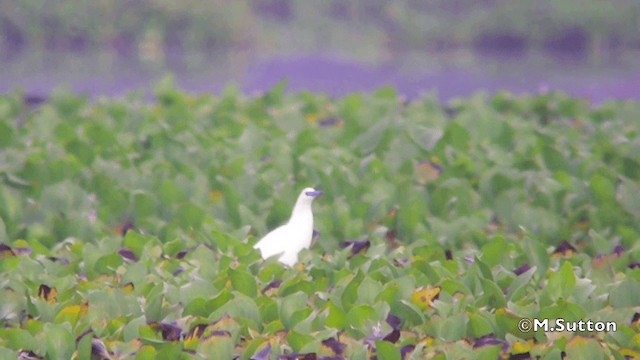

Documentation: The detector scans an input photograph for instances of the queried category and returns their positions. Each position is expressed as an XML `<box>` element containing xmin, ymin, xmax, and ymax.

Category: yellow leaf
<box><xmin>185</xmin><ymin>324</ymin><xmax>207</xmax><ymax>342</ymax></box>
<box><xmin>121</xmin><ymin>282</ymin><xmax>135</xmax><ymax>293</ymax></box>
<box><xmin>411</xmin><ymin>286</ymin><xmax>440</xmax><ymax>310</ymax></box>
<box><xmin>13</xmin><ymin>239</ymin><xmax>30</xmax><ymax>248</ymax></box>
<box><xmin>419</xmin><ymin>336</ymin><xmax>435</xmax><ymax>346</ymax></box>
<box><xmin>55</xmin><ymin>303</ymin><xmax>89</xmax><ymax>326</ymax></box>
<box><xmin>209</xmin><ymin>190</ymin><xmax>223</xmax><ymax>203</ymax></box>
<box><xmin>511</xmin><ymin>339</ymin><xmax>533</xmax><ymax>354</ymax></box>
<box><xmin>620</xmin><ymin>348</ymin><xmax>640</xmax><ymax>358</ymax></box>
<box><xmin>305</xmin><ymin>113</ymin><xmax>320</xmax><ymax>123</ymax></box>
<box><xmin>566</xmin><ymin>336</ymin><xmax>589</xmax><ymax>346</ymax></box>
<box><xmin>184</xmin><ymin>330</ymin><xmax>201</xmax><ymax>351</ymax></box>
<box><xmin>632</xmin><ymin>333</ymin><xmax>640</xmax><ymax>347</ymax></box>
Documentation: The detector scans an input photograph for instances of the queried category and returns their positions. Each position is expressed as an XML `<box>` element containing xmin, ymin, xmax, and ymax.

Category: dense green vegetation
<box><xmin>0</xmin><ymin>82</ymin><xmax>639</xmax><ymax>359</ymax></box>
<box><xmin>2</xmin><ymin>0</ymin><xmax>639</xmax><ymax>56</ymax></box>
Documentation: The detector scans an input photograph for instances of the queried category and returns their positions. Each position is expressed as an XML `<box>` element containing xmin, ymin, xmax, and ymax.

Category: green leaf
<box><xmin>373</xmin><ymin>85</ymin><xmax>398</xmax><ymax>100</ymax></box>
<box><xmin>76</xmin><ymin>332</ymin><xmax>93</xmax><ymax>359</ymax></box>
<box><xmin>357</xmin><ymin>276</ymin><xmax>383</xmax><ymax>304</ymax></box>
<box><xmin>507</xmin><ymin>265</ymin><xmax>536</xmax><ymax>300</ymax></box>
<box><xmin>393</xmin><ymin>301</ymin><xmax>425</xmax><ymax>327</ymax></box>
<box><xmin>438</xmin><ymin>121</ymin><xmax>470</xmax><ymax>151</ymax></box>
<box><xmin>197</xmin><ymin>334</ymin><xmax>234</xmax><ymax>359</ymax></box>
<box><xmin>279</xmin><ymin>276</ymin><xmax>315</xmax><ymax>296</ymax></box>
<box><xmin>478</xmin><ymin>278</ymin><xmax>507</xmax><ymax>308</ymax></box>
<box><xmin>341</xmin><ymin>271</ymin><xmax>364</xmax><ymax>309</ymax></box>
<box><xmin>287</xmin><ymin>330</ymin><xmax>316</xmax><ymax>352</ymax></box>
<box><xmin>123</xmin><ymin>231</ymin><xmax>160</xmax><ymax>259</ymax></box>
<box><xmin>263</xmin><ymin>80</ymin><xmax>288</xmax><ymax>106</ymax></box>
<box><xmin>346</xmin><ymin>304</ymin><xmax>377</xmax><ymax>335</ymax></box>
<box><xmin>324</xmin><ymin>301</ymin><xmax>346</xmax><ymax>329</ymax></box>
<box><xmin>184</xmin><ymin>298</ymin><xmax>214</xmax><ymax>318</ymax></box>
<box><xmin>279</xmin><ymin>291</ymin><xmax>309</xmax><ymax>329</ymax></box>
<box><xmin>351</xmin><ymin>120</ymin><xmax>390</xmax><ymax>155</ymax></box>
<box><xmin>145</xmin><ymin>292</ymin><xmax>164</xmax><ymax>323</ymax></box>
<box><xmin>538</xmin><ymin>300</ymin><xmax>586</xmax><ymax>322</ymax></box>
<box><xmin>209</xmin><ymin>290</ymin><xmax>234</xmax><ymax>310</ymax></box>
<box><xmin>158</xmin><ymin>180</ymin><xmax>183</xmax><ymax>203</ymax></box>
<box><xmin>132</xmin><ymin>191</ymin><xmax>159</xmax><ymax>219</ymax></box>
<box><xmin>617</xmin><ymin>178</ymin><xmax>640</xmax><ymax>216</ymax></box>
<box><xmin>610</xmin><ymin>278</ymin><xmax>640</xmax><ymax>307</ymax></box>
<box><xmin>123</xmin><ymin>316</ymin><xmax>147</xmax><ymax>342</ymax></box>
<box><xmin>474</xmin><ymin>257</ymin><xmax>493</xmax><ymax>281</ymax></box>
<box><xmin>405</xmin><ymin>125</ymin><xmax>443</xmax><ymax>151</ymax></box>
<box><xmin>229</xmin><ymin>268</ymin><xmax>257</xmax><ymax>297</ymax></box>
<box><xmin>213</xmin><ymin>293</ymin><xmax>261</xmax><ymax>329</ymax></box>
<box><xmin>590</xmin><ymin>173</ymin><xmax>616</xmax><ymax>203</ymax></box>
<box><xmin>134</xmin><ymin>345</ymin><xmax>158</xmax><ymax>360</ymax></box>
<box><xmin>175</xmin><ymin>202</ymin><xmax>205</xmax><ymax>228</ymax></box>
<box><xmin>438</xmin><ymin>313</ymin><xmax>467</xmax><ymax>341</ymax></box>
<box><xmin>546</xmin><ymin>261</ymin><xmax>576</xmax><ymax>301</ymax></box>
<box><xmin>0</xmin><ymin>348</ymin><xmax>17</xmax><ymax>359</ymax></box>
<box><xmin>523</xmin><ymin>235</ymin><xmax>549</xmax><ymax>277</ymax></box>
<box><xmin>95</xmin><ymin>253</ymin><xmax>123</xmax><ymax>275</ymax></box>
<box><xmin>0</xmin><ymin>328</ymin><xmax>37</xmax><ymax>351</ymax></box>
<box><xmin>40</xmin><ymin>323</ymin><xmax>74</xmax><ymax>360</ymax></box>
<box><xmin>0</xmin><ymin>120</ymin><xmax>13</xmax><ymax>146</ymax></box>
<box><xmin>375</xmin><ymin>340</ymin><xmax>401</xmax><ymax>360</ymax></box>
<box><xmin>467</xmin><ymin>311</ymin><xmax>495</xmax><ymax>338</ymax></box>
<box><xmin>441</xmin><ymin>279</ymin><xmax>470</xmax><ymax>296</ymax></box>
<box><xmin>473</xmin><ymin>344</ymin><xmax>502</xmax><ymax>360</ymax></box>
<box><xmin>257</xmin><ymin>297</ymin><xmax>278</xmax><ymax>324</ymax></box>
<box><xmin>495</xmin><ymin>308</ymin><xmax>533</xmax><ymax>339</ymax></box>
<box><xmin>481</xmin><ymin>235</ymin><xmax>507</xmax><ymax>267</ymax></box>
<box><xmin>564</xmin><ymin>337</ymin><xmax>606</xmax><ymax>360</ymax></box>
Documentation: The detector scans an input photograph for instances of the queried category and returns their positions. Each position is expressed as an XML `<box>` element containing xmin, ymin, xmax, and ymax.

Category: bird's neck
<box><xmin>289</xmin><ymin>202</ymin><xmax>312</xmax><ymax>223</ymax></box>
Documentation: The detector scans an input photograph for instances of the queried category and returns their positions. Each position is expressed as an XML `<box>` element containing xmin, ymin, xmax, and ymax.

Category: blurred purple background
<box><xmin>1</xmin><ymin>1</ymin><xmax>639</xmax><ymax>102</ymax></box>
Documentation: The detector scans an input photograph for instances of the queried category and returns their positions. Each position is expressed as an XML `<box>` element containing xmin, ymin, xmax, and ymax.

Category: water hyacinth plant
<box><xmin>0</xmin><ymin>82</ymin><xmax>639</xmax><ymax>359</ymax></box>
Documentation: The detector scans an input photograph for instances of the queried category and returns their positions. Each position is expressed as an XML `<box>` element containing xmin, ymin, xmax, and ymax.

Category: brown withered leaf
<box><xmin>38</xmin><ymin>284</ymin><xmax>57</xmax><ymax>303</ymax></box>
<box><xmin>118</xmin><ymin>248</ymin><xmax>138</xmax><ymax>262</ymax></box>
<box><xmin>513</xmin><ymin>264</ymin><xmax>531</xmax><ymax>276</ymax></box>
<box><xmin>318</xmin><ymin>117</ymin><xmax>344</xmax><ymax>127</ymax></box>
<box><xmin>0</xmin><ymin>243</ymin><xmax>16</xmax><ymax>258</ymax></box>
<box><xmin>250</xmin><ymin>343</ymin><xmax>271</xmax><ymax>360</ymax></box>
<box><xmin>262</xmin><ymin>280</ymin><xmax>283</xmax><ymax>295</ymax></box>
<box><xmin>400</xmin><ymin>344</ymin><xmax>415</xmax><ymax>359</ymax></box>
<box><xmin>277</xmin><ymin>353</ymin><xmax>317</xmax><ymax>360</ymax></box>
<box><xmin>445</xmin><ymin>249</ymin><xmax>453</xmax><ymax>260</ymax></box>
<box><xmin>473</xmin><ymin>334</ymin><xmax>508</xmax><ymax>351</ymax></box>
<box><xmin>339</xmin><ymin>240</ymin><xmax>370</xmax><ymax>256</ymax></box>
<box><xmin>552</xmin><ymin>240</ymin><xmax>576</xmax><ymax>257</ymax></box>
<box><xmin>149</xmin><ymin>321</ymin><xmax>182</xmax><ymax>341</ymax></box>
<box><xmin>321</xmin><ymin>337</ymin><xmax>346</xmax><ymax>355</ymax></box>
<box><xmin>115</xmin><ymin>221</ymin><xmax>136</xmax><ymax>236</ymax></box>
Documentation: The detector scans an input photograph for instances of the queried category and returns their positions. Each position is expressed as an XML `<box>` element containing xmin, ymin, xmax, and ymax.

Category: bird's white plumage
<box><xmin>254</xmin><ymin>187</ymin><xmax>322</xmax><ymax>266</ymax></box>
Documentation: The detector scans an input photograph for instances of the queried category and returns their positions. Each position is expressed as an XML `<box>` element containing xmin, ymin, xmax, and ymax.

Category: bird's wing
<box><xmin>253</xmin><ymin>224</ymin><xmax>289</xmax><ymax>258</ymax></box>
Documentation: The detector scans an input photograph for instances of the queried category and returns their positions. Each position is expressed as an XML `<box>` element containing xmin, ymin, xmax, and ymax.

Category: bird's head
<box><xmin>303</xmin><ymin>187</ymin><xmax>323</xmax><ymax>198</ymax></box>
<box><xmin>292</xmin><ymin>187</ymin><xmax>323</xmax><ymax>211</ymax></box>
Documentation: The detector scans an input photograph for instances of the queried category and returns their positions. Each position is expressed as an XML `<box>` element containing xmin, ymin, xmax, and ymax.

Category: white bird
<box><xmin>254</xmin><ymin>187</ymin><xmax>323</xmax><ymax>266</ymax></box>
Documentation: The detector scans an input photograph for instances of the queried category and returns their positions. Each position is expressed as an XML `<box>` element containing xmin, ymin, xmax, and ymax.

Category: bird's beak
<box><xmin>305</xmin><ymin>190</ymin><xmax>323</xmax><ymax>197</ymax></box>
